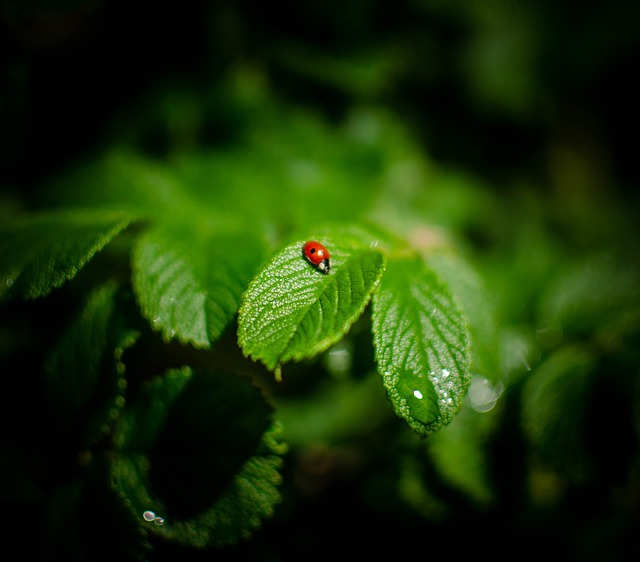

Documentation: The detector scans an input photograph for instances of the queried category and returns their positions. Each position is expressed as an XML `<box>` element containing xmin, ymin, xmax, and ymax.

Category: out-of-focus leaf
<box><xmin>111</xmin><ymin>367</ymin><xmax>285</xmax><ymax>548</ymax></box>
<box><xmin>0</xmin><ymin>208</ymin><xmax>135</xmax><ymax>301</ymax></box>
<box><xmin>275</xmin><ymin>373</ymin><xmax>390</xmax><ymax>446</ymax></box>
<box><xmin>132</xmin><ymin>224</ymin><xmax>266</xmax><ymax>348</ymax></box>
<box><xmin>238</xmin><ymin>237</ymin><xmax>386</xmax><ymax>377</ymax></box>
<box><xmin>372</xmin><ymin>256</ymin><xmax>471</xmax><ymax>436</ymax></box>
<box><xmin>538</xmin><ymin>253</ymin><xmax>640</xmax><ymax>343</ymax></box>
<box><xmin>41</xmin><ymin>150</ymin><xmax>197</xmax><ymax>219</ymax></box>
<box><xmin>521</xmin><ymin>345</ymin><xmax>597</xmax><ymax>480</ymax></box>
<box><xmin>426</xmin><ymin>396</ymin><xmax>500</xmax><ymax>507</ymax></box>
<box><xmin>44</xmin><ymin>283</ymin><xmax>138</xmax><ymax>449</ymax></box>
<box><xmin>42</xmin><ymin>463</ymin><xmax>151</xmax><ymax>562</ymax></box>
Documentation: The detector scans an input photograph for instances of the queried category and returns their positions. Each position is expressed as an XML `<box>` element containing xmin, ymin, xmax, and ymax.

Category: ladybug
<box><xmin>303</xmin><ymin>241</ymin><xmax>331</xmax><ymax>274</ymax></box>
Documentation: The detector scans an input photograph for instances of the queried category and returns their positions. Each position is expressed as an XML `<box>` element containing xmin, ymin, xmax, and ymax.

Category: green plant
<box><xmin>1</xmin><ymin>102</ymin><xmax>505</xmax><ymax>558</ymax></box>
<box><xmin>2</xmin><ymin>88</ymin><xmax>639</xmax><ymax>559</ymax></box>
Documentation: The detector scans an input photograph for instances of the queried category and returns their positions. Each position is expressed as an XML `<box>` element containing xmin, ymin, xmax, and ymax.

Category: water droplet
<box><xmin>152</xmin><ymin>316</ymin><xmax>161</xmax><ymax>325</ymax></box>
<box><xmin>4</xmin><ymin>277</ymin><xmax>14</xmax><ymax>288</ymax></box>
<box><xmin>154</xmin><ymin>516</ymin><xmax>165</xmax><ymax>526</ymax></box>
<box><xmin>468</xmin><ymin>375</ymin><xmax>504</xmax><ymax>413</ymax></box>
<box><xmin>442</xmin><ymin>368</ymin><xmax>450</xmax><ymax>377</ymax></box>
<box><xmin>326</xmin><ymin>343</ymin><xmax>352</xmax><ymax>378</ymax></box>
<box><xmin>413</xmin><ymin>390</ymin><xmax>423</xmax><ymax>399</ymax></box>
<box><xmin>143</xmin><ymin>510</ymin><xmax>155</xmax><ymax>522</ymax></box>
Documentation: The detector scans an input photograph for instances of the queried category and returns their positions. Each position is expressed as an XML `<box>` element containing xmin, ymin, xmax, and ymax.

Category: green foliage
<box><xmin>238</xmin><ymin>233</ymin><xmax>386</xmax><ymax>378</ymax></box>
<box><xmin>111</xmin><ymin>367</ymin><xmax>284</xmax><ymax>548</ymax></box>
<box><xmin>132</xmin><ymin>224</ymin><xmax>266</xmax><ymax>348</ymax></box>
<box><xmin>372</xmin><ymin>256</ymin><xmax>470</xmax><ymax>435</ymax></box>
<box><xmin>0</xmin><ymin>101</ymin><xmax>488</xmax><ymax>558</ymax></box>
<box><xmin>2</xmin><ymin>3</ymin><xmax>639</xmax><ymax>555</ymax></box>
<box><xmin>0</xmin><ymin>208</ymin><xmax>136</xmax><ymax>301</ymax></box>
<box><xmin>44</xmin><ymin>282</ymin><xmax>137</xmax><ymax>450</ymax></box>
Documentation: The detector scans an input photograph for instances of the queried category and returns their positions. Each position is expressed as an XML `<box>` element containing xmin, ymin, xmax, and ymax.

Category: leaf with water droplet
<box><xmin>237</xmin><ymin>237</ymin><xmax>386</xmax><ymax>376</ymax></box>
<box><xmin>132</xmin><ymin>224</ymin><xmax>266</xmax><ymax>348</ymax></box>
<box><xmin>111</xmin><ymin>367</ymin><xmax>285</xmax><ymax>548</ymax></box>
<box><xmin>372</xmin><ymin>256</ymin><xmax>471</xmax><ymax>436</ymax></box>
<box><xmin>0</xmin><ymin>208</ymin><xmax>136</xmax><ymax>301</ymax></box>
<box><xmin>426</xmin><ymin>251</ymin><xmax>502</xmax><ymax>384</ymax></box>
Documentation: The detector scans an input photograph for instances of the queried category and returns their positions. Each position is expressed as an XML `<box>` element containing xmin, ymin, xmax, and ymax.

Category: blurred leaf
<box><xmin>372</xmin><ymin>256</ymin><xmax>471</xmax><ymax>436</ymax></box>
<box><xmin>112</xmin><ymin>367</ymin><xmax>284</xmax><ymax>548</ymax></box>
<box><xmin>539</xmin><ymin>253</ymin><xmax>640</xmax><ymax>343</ymax></box>
<box><xmin>132</xmin><ymin>223</ymin><xmax>266</xmax><ymax>348</ymax></box>
<box><xmin>42</xmin><ymin>463</ymin><xmax>151</xmax><ymax>562</ymax></box>
<box><xmin>275</xmin><ymin>43</ymin><xmax>401</xmax><ymax>96</ymax></box>
<box><xmin>0</xmin><ymin>208</ymin><xmax>135</xmax><ymax>301</ymax></box>
<box><xmin>238</xmin><ymin>235</ymin><xmax>386</xmax><ymax>377</ymax></box>
<box><xmin>427</xmin><ymin>399</ymin><xmax>499</xmax><ymax>507</ymax></box>
<box><xmin>41</xmin><ymin>150</ymin><xmax>197</xmax><ymax>219</ymax></box>
<box><xmin>275</xmin><ymin>373</ymin><xmax>390</xmax><ymax>446</ymax></box>
<box><xmin>521</xmin><ymin>345</ymin><xmax>597</xmax><ymax>480</ymax></box>
<box><xmin>44</xmin><ymin>283</ymin><xmax>138</xmax><ymax>449</ymax></box>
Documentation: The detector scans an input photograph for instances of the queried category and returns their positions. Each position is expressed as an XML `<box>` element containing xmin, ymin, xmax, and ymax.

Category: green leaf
<box><xmin>237</xmin><ymin>237</ymin><xmax>386</xmax><ymax>377</ymax></box>
<box><xmin>42</xmin><ymin>464</ymin><xmax>151</xmax><ymax>562</ymax></box>
<box><xmin>538</xmin><ymin>253</ymin><xmax>640</xmax><ymax>341</ymax></box>
<box><xmin>111</xmin><ymin>367</ymin><xmax>285</xmax><ymax>548</ymax></box>
<box><xmin>372</xmin><ymin>257</ymin><xmax>471</xmax><ymax>436</ymax></box>
<box><xmin>41</xmin><ymin>150</ymin><xmax>197</xmax><ymax>219</ymax></box>
<box><xmin>132</xmin><ymin>224</ymin><xmax>266</xmax><ymax>348</ymax></box>
<box><xmin>426</xmin><ymin>251</ymin><xmax>502</xmax><ymax>383</ymax></box>
<box><xmin>44</xmin><ymin>283</ymin><xmax>138</xmax><ymax>449</ymax></box>
<box><xmin>521</xmin><ymin>345</ymin><xmax>597</xmax><ymax>480</ymax></box>
<box><xmin>426</xmin><ymin>398</ymin><xmax>499</xmax><ymax>506</ymax></box>
<box><xmin>0</xmin><ymin>208</ymin><xmax>135</xmax><ymax>301</ymax></box>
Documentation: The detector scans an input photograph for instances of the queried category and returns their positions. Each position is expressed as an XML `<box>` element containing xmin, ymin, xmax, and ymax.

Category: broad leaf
<box><xmin>372</xmin><ymin>256</ymin><xmax>471</xmax><ymax>436</ymax></box>
<box><xmin>0</xmin><ymin>208</ymin><xmax>135</xmax><ymax>301</ymax></box>
<box><xmin>111</xmin><ymin>368</ymin><xmax>285</xmax><ymax>548</ymax></box>
<box><xmin>426</xmin><ymin>252</ymin><xmax>501</xmax><ymax>383</ymax></box>
<box><xmin>132</xmin><ymin>224</ymin><xmax>266</xmax><ymax>348</ymax></box>
<box><xmin>237</xmin><ymin>238</ymin><xmax>386</xmax><ymax>377</ymax></box>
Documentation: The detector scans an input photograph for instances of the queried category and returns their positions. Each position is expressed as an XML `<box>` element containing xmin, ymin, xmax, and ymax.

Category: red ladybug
<box><xmin>303</xmin><ymin>241</ymin><xmax>331</xmax><ymax>273</ymax></box>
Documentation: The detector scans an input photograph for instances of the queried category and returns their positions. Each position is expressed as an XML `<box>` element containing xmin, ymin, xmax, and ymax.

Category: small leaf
<box><xmin>44</xmin><ymin>283</ymin><xmax>138</xmax><ymax>449</ymax></box>
<box><xmin>132</xmin><ymin>224</ymin><xmax>266</xmax><ymax>348</ymax></box>
<box><xmin>237</xmin><ymin>238</ymin><xmax>386</xmax><ymax>375</ymax></box>
<box><xmin>111</xmin><ymin>367</ymin><xmax>284</xmax><ymax>548</ymax></box>
<box><xmin>0</xmin><ymin>208</ymin><xmax>135</xmax><ymax>301</ymax></box>
<box><xmin>372</xmin><ymin>257</ymin><xmax>471</xmax><ymax>436</ymax></box>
